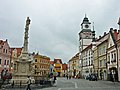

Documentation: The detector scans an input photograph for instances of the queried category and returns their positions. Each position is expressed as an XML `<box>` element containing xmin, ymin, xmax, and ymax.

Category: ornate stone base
<box><xmin>11</xmin><ymin>75</ymin><xmax>35</xmax><ymax>85</ymax></box>
<box><xmin>11</xmin><ymin>60</ymin><xmax>34</xmax><ymax>85</ymax></box>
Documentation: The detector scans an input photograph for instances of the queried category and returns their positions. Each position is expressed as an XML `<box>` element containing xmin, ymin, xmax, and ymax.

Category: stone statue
<box><xmin>11</xmin><ymin>17</ymin><xmax>34</xmax><ymax>85</ymax></box>
<box><xmin>25</xmin><ymin>17</ymin><xmax>31</xmax><ymax>30</ymax></box>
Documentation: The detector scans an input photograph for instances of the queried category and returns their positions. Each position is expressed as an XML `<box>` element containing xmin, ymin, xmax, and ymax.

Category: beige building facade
<box><xmin>68</xmin><ymin>53</ymin><xmax>79</xmax><ymax>77</ymax></box>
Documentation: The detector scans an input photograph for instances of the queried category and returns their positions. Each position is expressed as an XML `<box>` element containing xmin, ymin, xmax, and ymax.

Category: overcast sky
<box><xmin>0</xmin><ymin>0</ymin><xmax>120</xmax><ymax>63</ymax></box>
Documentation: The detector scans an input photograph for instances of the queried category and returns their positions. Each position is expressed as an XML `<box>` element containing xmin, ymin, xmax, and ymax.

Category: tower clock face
<box><xmin>85</xmin><ymin>24</ymin><xmax>89</xmax><ymax>28</ymax></box>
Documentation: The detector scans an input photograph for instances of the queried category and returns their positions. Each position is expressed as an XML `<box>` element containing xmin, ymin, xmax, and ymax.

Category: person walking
<box><xmin>66</xmin><ymin>74</ymin><xmax>68</xmax><ymax>79</ymax></box>
<box><xmin>26</xmin><ymin>76</ymin><xmax>31</xmax><ymax>90</ymax></box>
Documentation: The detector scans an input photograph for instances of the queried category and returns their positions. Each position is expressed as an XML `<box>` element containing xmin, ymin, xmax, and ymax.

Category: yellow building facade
<box><xmin>34</xmin><ymin>53</ymin><xmax>50</xmax><ymax>80</ymax></box>
<box><xmin>53</xmin><ymin>59</ymin><xmax>62</xmax><ymax>77</ymax></box>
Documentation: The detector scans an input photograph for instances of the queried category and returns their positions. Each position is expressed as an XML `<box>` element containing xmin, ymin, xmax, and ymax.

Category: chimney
<box><xmin>32</xmin><ymin>52</ymin><xmax>35</xmax><ymax>55</ymax></box>
<box><xmin>99</xmin><ymin>35</ymin><xmax>101</xmax><ymax>39</ymax></box>
<box><xmin>6</xmin><ymin>39</ymin><xmax>8</xmax><ymax>42</ymax></box>
<box><xmin>110</xmin><ymin>28</ymin><xmax>113</xmax><ymax>31</ymax></box>
<box><xmin>118</xmin><ymin>30</ymin><xmax>120</xmax><ymax>33</ymax></box>
<box><xmin>114</xmin><ymin>29</ymin><xmax>117</xmax><ymax>32</ymax></box>
<box><xmin>104</xmin><ymin>32</ymin><xmax>106</xmax><ymax>36</ymax></box>
<box><xmin>113</xmin><ymin>29</ymin><xmax>118</xmax><ymax>40</ymax></box>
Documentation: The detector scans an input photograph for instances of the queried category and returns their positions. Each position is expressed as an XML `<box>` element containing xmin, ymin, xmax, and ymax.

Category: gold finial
<box><xmin>85</xmin><ymin>14</ymin><xmax>87</xmax><ymax>18</ymax></box>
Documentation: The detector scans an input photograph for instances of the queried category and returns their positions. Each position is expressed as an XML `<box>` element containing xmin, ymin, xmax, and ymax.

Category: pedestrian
<box><xmin>26</xmin><ymin>76</ymin><xmax>31</xmax><ymax>90</ymax></box>
<box><xmin>53</xmin><ymin>71</ymin><xmax>57</xmax><ymax>83</ymax></box>
<box><xmin>11</xmin><ymin>80</ymin><xmax>14</xmax><ymax>88</ymax></box>
<box><xmin>66</xmin><ymin>74</ymin><xmax>68</xmax><ymax>79</ymax></box>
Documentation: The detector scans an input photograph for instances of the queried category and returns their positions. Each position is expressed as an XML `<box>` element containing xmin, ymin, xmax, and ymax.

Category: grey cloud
<box><xmin>0</xmin><ymin>0</ymin><xmax>120</xmax><ymax>63</ymax></box>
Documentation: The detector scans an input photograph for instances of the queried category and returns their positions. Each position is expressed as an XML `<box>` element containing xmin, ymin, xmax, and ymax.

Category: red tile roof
<box><xmin>54</xmin><ymin>59</ymin><xmax>62</xmax><ymax>64</ymax></box>
<box><xmin>10</xmin><ymin>48</ymin><xmax>22</xmax><ymax>57</ymax></box>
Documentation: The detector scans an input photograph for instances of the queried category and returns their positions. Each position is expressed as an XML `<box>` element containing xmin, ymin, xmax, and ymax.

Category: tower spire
<box><xmin>23</xmin><ymin>17</ymin><xmax>31</xmax><ymax>53</ymax></box>
<box><xmin>92</xmin><ymin>22</ymin><xmax>95</xmax><ymax>42</ymax></box>
<box><xmin>85</xmin><ymin>13</ymin><xmax>87</xmax><ymax>18</ymax></box>
<box><xmin>93</xmin><ymin>22</ymin><xmax>94</xmax><ymax>31</ymax></box>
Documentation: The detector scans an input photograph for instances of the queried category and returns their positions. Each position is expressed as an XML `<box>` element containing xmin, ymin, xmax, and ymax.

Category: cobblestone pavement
<box><xmin>2</xmin><ymin>77</ymin><xmax>120</xmax><ymax>90</ymax></box>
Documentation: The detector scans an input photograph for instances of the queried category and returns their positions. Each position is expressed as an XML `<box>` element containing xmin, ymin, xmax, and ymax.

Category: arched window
<box><xmin>4</xmin><ymin>60</ymin><xmax>6</xmax><ymax>65</ymax></box>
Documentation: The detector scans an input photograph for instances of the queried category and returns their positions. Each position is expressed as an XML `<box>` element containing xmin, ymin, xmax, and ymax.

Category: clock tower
<box><xmin>79</xmin><ymin>15</ymin><xmax>95</xmax><ymax>52</ymax></box>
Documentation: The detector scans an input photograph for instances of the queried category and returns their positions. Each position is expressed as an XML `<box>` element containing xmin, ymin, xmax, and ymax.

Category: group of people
<box><xmin>26</xmin><ymin>71</ymin><xmax>57</xmax><ymax>90</ymax></box>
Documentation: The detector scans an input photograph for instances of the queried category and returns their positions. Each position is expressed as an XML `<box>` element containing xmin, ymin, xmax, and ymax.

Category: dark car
<box><xmin>88</xmin><ymin>74</ymin><xmax>97</xmax><ymax>81</ymax></box>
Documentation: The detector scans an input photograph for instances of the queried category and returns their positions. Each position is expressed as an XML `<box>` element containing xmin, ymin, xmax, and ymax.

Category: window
<box><xmin>7</xmin><ymin>60</ymin><xmax>9</xmax><ymax>65</ymax></box>
<box><xmin>108</xmin><ymin>55</ymin><xmax>110</xmax><ymax>62</ymax></box>
<box><xmin>4</xmin><ymin>60</ymin><xmax>6</xmax><ymax>65</ymax></box>
<box><xmin>86</xmin><ymin>36</ymin><xmax>89</xmax><ymax>38</ymax></box>
<box><xmin>35</xmin><ymin>65</ymin><xmax>37</xmax><ymax>68</ymax></box>
<box><xmin>89</xmin><ymin>60</ymin><xmax>90</xmax><ymax>65</ymax></box>
<box><xmin>114</xmin><ymin>53</ymin><xmax>116</xmax><ymax>62</ymax></box>
<box><xmin>104</xmin><ymin>46</ymin><xmax>106</xmax><ymax>53</ymax></box>
<box><xmin>99</xmin><ymin>60</ymin><xmax>102</xmax><ymax>67</ymax></box>
<box><xmin>0</xmin><ymin>58</ymin><xmax>1</xmax><ymax>64</ymax></box>
<box><xmin>99</xmin><ymin>48</ymin><xmax>101</xmax><ymax>55</ymax></box>
<box><xmin>6</xmin><ymin>49</ymin><xmax>7</xmax><ymax>53</ymax></box>
<box><xmin>14</xmin><ymin>64</ymin><xmax>17</xmax><ymax>70</ymax></box>
<box><xmin>91</xmin><ymin>60</ymin><xmax>93</xmax><ymax>65</ymax></box>
<box><xmin>3</xmin><ymin>49</ymin><xmax>5</xmax><ymax>53</ymax></box>
<box><xmin>89</xmin><ymin>51</ymin><xmax>90</xmax><ymax>55</ymax></box>
<box><xmin>104</xmin><ymin>60</ymin><xmax>106</xmax><ymax>66</ymax></box>
<box><xmin>111</xmin><ymin>53</ymin><xmax>114</xmax><ymax>60</ymax></box>
<box><xmin>35</xmin><ymin>70</ymin><xmax>36</xmax><ymax>74</ymax></box>
<box><xmin>35</xmin><ymin>59</ymin><xmax>37</xmax><ymax>62</ymax></box>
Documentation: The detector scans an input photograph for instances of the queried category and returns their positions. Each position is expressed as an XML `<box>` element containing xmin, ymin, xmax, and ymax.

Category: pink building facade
<box><xmin>0</xmin><ymin>39</ymin><xmax>11</xmax><ymax>76</ymax></box>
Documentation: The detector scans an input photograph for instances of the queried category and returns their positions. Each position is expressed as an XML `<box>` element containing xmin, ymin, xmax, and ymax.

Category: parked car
<box><xmin>88</xmin><ymin>74</ymin><xmax>97</xmax><ymax>81</ymax></box>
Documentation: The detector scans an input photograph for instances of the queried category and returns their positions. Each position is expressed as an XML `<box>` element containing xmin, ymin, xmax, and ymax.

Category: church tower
<box><xmin>79</xmin><ymin>15</ymin><xmax>95</xmax><ymax>52</ymax></box>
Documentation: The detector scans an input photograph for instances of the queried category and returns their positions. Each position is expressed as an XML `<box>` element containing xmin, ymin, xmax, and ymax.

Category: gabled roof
<box><xmin>54</xmin><ymin>59</ymin><xmax>62</xmax><ymax>64</ymax></box>
<box><xmin>108</xmin><ymin>28</ymin><xmax>118</xmax><ymax>48</ymax></box>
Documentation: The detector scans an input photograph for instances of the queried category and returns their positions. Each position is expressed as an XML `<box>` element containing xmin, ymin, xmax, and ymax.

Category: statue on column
<box><xmin>11</xmin><ymin>17</ymin><xmax>34</xmax><ymax>85</ymax></box>
<box><xmin>23</xmin><ymin>17</ymin><xmax>31</xmax><ymax>53</ymax></box>
<box><xmin>25</xmin><ymin>17</ymin><xmax>31</xmax><ymax>31</ymax></box>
